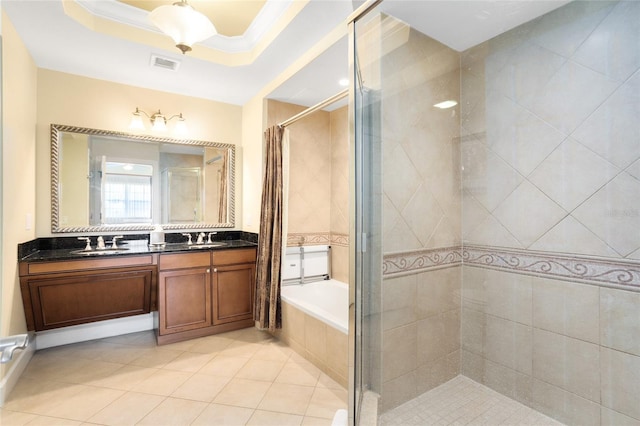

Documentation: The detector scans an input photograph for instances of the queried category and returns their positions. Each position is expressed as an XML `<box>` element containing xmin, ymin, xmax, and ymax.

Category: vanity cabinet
<box><xmin>19</xmin><ymin>255</ymin><xmax>157</xmax><ymax>331</ymax></box>
<box><xmin>157</xmin><ymin>247</ymin><xmax>257</xmax><ymax>344</ymax></box>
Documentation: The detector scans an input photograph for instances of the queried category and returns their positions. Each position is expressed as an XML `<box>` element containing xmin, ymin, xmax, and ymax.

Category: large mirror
<box><xmin>51</xmin><ymin>124</ymin><xmax>235</xmax><ymax>233</ymax></box>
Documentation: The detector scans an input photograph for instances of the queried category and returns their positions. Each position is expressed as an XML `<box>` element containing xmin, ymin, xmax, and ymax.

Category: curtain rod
<box><xmin>278</xmin><ymin>89</ymin><xmax>348</xmax><ymax>128</ymax></box>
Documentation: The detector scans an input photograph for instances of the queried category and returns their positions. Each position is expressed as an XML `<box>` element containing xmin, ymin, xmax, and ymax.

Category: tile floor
<box><xmin>379</xmin><ymin>376</ymin><xmax>563</xmax><ymax>426</ymax></box>
<box><xmin>0</xmin><ymin>327</ymin><xmax>347</xmax><ymax>425</ymax></box>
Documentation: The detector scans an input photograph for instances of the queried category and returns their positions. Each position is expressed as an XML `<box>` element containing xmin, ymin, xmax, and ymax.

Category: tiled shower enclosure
<box><xmin>353</xmin><ymin>1</ymin><xmax>640</xmax><ymax>425</ymax></box>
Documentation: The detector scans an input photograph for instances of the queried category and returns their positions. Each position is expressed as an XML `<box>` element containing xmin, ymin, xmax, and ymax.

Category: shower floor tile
<box><xmin>379</xmin><ymin>376</ymin><xmax>563</xmax><ymax>426</ymax></box>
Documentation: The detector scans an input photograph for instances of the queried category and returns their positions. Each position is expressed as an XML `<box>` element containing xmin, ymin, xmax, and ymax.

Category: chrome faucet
<box><xmin>196</xmin><ymin>232</ymin><xmax>206</xmax><ymax>244</ymax></box>
<box><xmin>182</xmin><ymin>233</ymin><xmax>193</xmax><ymax>245</ymax></box>
<box><xmin>111</xmin><ymin>236</ymin><xmax>123</xmax><ymax>249</ymax></box>
<box><xmin>77</xmin><ymin>237</ymin><xmax>92</xmax><ymax>251</ymax></box>
<box><xmin>207</xmin><ymin>232</ymin><xmax>217</xmax><ymax>244</ymax></box>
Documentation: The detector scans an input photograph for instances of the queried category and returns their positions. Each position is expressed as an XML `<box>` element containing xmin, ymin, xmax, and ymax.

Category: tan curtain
<box><xmin>255</xmin><ymin>125</ymin><xmax>285</xmax><ymax>331</ymax></box>
<box><xmin>217</xmin><ymin>150</ymin><xmax>228</xmax><ymax>223</ymax></box>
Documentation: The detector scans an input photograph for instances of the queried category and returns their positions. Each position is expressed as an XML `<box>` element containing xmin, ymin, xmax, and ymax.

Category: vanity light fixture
<box><xmin>149</xmin><ymin>0</ymin><xmax>217</xmax><ymax>54</ymax></box>
<box><xmin>130</xmin><ymin>108</ymin><xmax>187</xmax><ymax>134</ymax></box>
<box><xmin>433</xmin><ymin>100</ymin><xmax>458</xmax><ymax>109</ymax></box>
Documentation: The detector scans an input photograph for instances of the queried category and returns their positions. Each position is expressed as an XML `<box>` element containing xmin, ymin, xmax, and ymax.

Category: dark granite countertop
<box><xmin>19</xmin><ymin>231</ymin><xmax>258</xmax><ymax>262</ymax></box>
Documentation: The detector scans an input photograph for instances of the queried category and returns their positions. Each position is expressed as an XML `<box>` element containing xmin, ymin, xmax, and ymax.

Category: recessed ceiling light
<box><xmin>338</xmin><ymin>78</ymin><xmax>349</xmax><ymax>87</ymax></box>
<box><xmin>433</xmin><ymin>100</ymin><xmax>458</xmax><ymax>109</ymax></box>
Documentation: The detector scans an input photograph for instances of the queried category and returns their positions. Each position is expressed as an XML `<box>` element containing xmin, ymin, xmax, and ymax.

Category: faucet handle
<box><xmin>96</xmin><ymin>236</ymin><xmax>106</xmax><ymax>250</ymax></box>
<box><xmin>111</xmin><ymin>236</ymin><xmax>123</xmax><ymax>249</ymax></box>
<box><xmin>77</xmin><ymin>237</ymin><xmax>92</xmax><ymax>251</ymax></box>
<box><xmin>207</xmin><ymin>232</ymin><xmax>217</xmax><ymax>244</ymax></box>
<box><xmin>182</xmin><ymin>233</ymin><xmax>193</xmax><ymax>245</ymax></box>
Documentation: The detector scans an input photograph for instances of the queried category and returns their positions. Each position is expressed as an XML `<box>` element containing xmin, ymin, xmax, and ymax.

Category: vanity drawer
<box><xmin>159</xmin><ymin>251</ymin><xmax>211</xmax><ymax>271</ymax></box>
<box><xmin>212</xmin><ymin>248</ymin><xmax>257</xmax><ymax>266</ymax></box>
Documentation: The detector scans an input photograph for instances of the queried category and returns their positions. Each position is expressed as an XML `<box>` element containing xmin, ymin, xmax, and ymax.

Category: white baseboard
<box><xmin>0</xmin><ymin>333</ymin><xmax>35</xmax><ymax>407</ymax></box>
<box><xmin>35</xmin><ymin>313</ymin><xmax>156</xmax><ymax>350</ymax></box>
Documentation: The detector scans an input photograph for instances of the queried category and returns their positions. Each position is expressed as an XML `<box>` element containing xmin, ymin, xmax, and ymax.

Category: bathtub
<box><xmin>281</xmin><ymin>279</ymin><xmax>349</xmax><ymax>334</ymax></box>
<box><xmin>280</xmin><ymin>279</ymin><xmax>349</xmax><ymax>386</ymax></box>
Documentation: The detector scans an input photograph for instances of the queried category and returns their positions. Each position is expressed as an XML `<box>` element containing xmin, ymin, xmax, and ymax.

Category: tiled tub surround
<box><xmin>374</xmin><ymin>1</ymin><xmax>640</xmax><ymax>423</ymax></box>
<box><xmin>278</xmin><ymin>292</ymin><xmax>349</xmax><ymax>389</ymax></box>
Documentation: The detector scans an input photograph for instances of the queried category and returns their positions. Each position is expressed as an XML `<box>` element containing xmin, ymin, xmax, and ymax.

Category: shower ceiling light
<box><xmin>434</xmin><ymin>100</ymin><xmax>458</xmax><ymax>109</ymax></box>
<box><xmin>149</xmin><ymin>0</ymin><xmax>217</xmax><ymax>54</ymax></box>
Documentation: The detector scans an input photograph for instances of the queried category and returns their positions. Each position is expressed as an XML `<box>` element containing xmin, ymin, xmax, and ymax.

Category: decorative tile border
<box><xmin>331</xmin><ymin>233</ymin><xmax>349</xmax><ymax>247</ymax></box>
<box><xmin>287</xmin><ymin>232</ymin><xmax>330</xmax><ymax>246</ymax></box>
<box><xmin>287</xmin><ymin>232</ymin><xmax>349</xmax><ymax>247</ymax></box>
<box><xmin>463</xmin><ymin>245</ymin><xmax>640</xmax><ymax>291</ymax></box>
<box><xmin>383</xmin><ymin>244</ymin><xmax>640</xmax><ymax>291</ymax></box>
<box><xmin>383</xmin><ymin>246</ymin><xmax>463</xmax><ymax>277</ymax></box>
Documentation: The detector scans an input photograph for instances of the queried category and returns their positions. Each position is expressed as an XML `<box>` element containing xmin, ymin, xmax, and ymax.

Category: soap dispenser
<box><xmin>150</xmin><ymin>225</ymin><xmax>165</xmax><ymax>246</ymax></box>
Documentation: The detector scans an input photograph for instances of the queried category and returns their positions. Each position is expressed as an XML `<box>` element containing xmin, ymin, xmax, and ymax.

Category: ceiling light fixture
<box><xmin>149</xmin><ymin>0</ymin><xmax>217</xmax><ymax>54</ymax></box>
<box><xmin>130</xmin><ymin>108</ymin><xmax>187</xmax><ymax>134</ymax></box>
<box><xmin>433</xmin><ymin>100</ymin><xmax>458</xmax><ymax>109</ymax></box>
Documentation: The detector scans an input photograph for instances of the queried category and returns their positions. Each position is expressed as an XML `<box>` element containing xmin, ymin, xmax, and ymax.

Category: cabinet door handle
<box><xmin>213</xmin><ymin>268</ymin><xmax>218</xmax><ymax>273</ymax></box>
<box><xmin>206</xmin><ymin>268</ymin><xmax>210</xmax><ymax>273</ymax></box>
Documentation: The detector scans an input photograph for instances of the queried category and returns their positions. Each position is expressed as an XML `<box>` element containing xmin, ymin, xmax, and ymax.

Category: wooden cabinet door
<box><xmin>27</xmin><ymin>269</ymin><xmax>153</xmax><ymax>331</ymax></box>
<box><xmin>159</xmin><ymin>267</ymin><xmax>212</xmax><ymax>335</ymax></box>
<box><xmin>212</xmin><ymin>262</ymin><xmax>255</xmax><ymax>325</ymax></box>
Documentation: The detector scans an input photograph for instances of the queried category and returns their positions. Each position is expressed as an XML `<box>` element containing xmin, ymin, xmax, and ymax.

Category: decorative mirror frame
<box><xmin>51</xmin><ymin>124</ymin><xmax>235</xmax><ymax>233</ymax></box>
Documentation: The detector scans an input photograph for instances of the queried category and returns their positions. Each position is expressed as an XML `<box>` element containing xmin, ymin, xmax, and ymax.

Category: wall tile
<box><xmin>382</xmin><ymin>274</ymin><xmax>417</xmax><ymax>331</ymax></box>
<box><xmin>461</xmin><ymin>349</ymin><xmax>484</xmax><ymax>383</ymax></box>
<box><xmin>600</xmin><ymin>287</ymin><xmax>640</xmax><ymax>356</ymax></box>
<box><xmin>532</xmin><ymin>277</ymin><xmax>600</xmax><ymax>343</ymax></box>
<box><xmin>573</xmin><ymin>172</ymin><xmax>640</xmax><ymax>257</ymax></box>
<box><xmin>529</xmin><ymin>60</ymin><xmax>619</xmax><ymax>135</ymax></box>
<box><xmin>533</xmin><ymin>328</ymin><xmax>600</xmax><ymax>403</ymax></box>
<box><xmin>382</xmin><ymin>324</ymin><xmax>417</xmax><ymax>382</ymax></box>
<box><xmin>530</xmin><ymin>215</ymin><xmax>619</xmax><ymax>258</ymax></box>
<box><xmin>573</xmin><ymin>71</ymin><xmax>640</xmax><ymax>170</ymax></box>
<box><xmin>601</xmin><ymin>347</ymin><xmax>640</xmax><ymax>421</ymax></box>
<box><xmin>381</xmin><ymin>371</ymin><xmax>417</xmax><ymax>412</ymax></box>
<box><xmin>416</xmin><ymin>314</ymin><xmax>448</xmax><ymax>366</ymax></box>
<box><xmin>484</xmin><ymin>269</ymin><xmax>532</xmax><ymax>325</ymax></box>
<box><xmin>492</xmin><ymin>181</ymin><xmax>567</xmax><ymax>248</ymax></box>
<box><xmin>416</xmin><ymin>267</ymin><xmax>461</xmax><ymax>319</ymax></box>
<box><xmin>461</xmin><ymin>308</ymin><xmax>485</xmax><ymax>356</ymax></box>
<box><xmin>484</xmin><ymin>315</ymin><xmax>532</xmax><ymax>375</ymax></box>
<box><xmin>484</xmin><ymin>359</ymin><xmax>532</xmax><ymax>406</ymax></box>
<box><xmin>529</xmin><ymin>138</ymin><xmax>619</xmax><ymax>212</ymax></box>
<box><xmin>601</xmin><ymin>407</ymin><xmax>640</xmax><ymax>426</ymax></box>
<box><xmin>573</xmin><ymin>1</ymin><xmax>640</xmax><ymax>82</ymax></box>
<box><xmin>532</xmin><ymin>378</ymin><xmax>600</xmax><ymax>426</ymax></box>
<box><xmin>528</xmin><ymin>0</ymin><xmax>615</xmax><ymax>58</ymax></box>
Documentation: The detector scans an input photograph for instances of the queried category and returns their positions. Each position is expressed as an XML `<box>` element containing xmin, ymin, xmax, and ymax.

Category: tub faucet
<box><xmin>196</xmin><ymin>232</ymin><xmax>206</xmax><ymax>244</ymax></box>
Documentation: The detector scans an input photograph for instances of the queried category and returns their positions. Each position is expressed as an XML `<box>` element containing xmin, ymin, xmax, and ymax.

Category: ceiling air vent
<box><xmin>150</xmin><ymin>54</ymin><xmax>181</xmax><ymax>72</ymax></box>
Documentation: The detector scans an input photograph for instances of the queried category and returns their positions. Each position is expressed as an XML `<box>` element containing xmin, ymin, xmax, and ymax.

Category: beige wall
<box><xmin>265</xmin><ymin>100</ymin><xmax>349</xmax><ymax>282</ymax></box>
<box><xmin>1</xmin><ymin>12</ymin><xmax>37</xmax><ymax>376</ymax></box>
<box><xmin>36</xmin><ymin>69</ymin><xmax>243</xmax><ymax>236</ymax></box>
<box><xmin>267</xmin><ymin>100</ymin><xmax>332</xmax><ymax>239</ymax></box>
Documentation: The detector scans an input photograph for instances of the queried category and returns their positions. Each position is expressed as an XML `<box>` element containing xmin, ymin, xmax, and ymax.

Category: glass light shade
<box><xmin>150</xmin><ymin>1</ymin><xmax>217</xmax><ymax>54</ymax></box>
<box><xmin>174</xmin><ymin>116</ymin><xmax>188</xmax><ymax>136</ymax></box>
<box><xmin>151</xmin><ymin>115</ymin><xmax>167</xmax><ymax>132</ymax></box>
<box><xmin>129</xmin><ymin>111</ymin><xmax>145</xmax><ymax>131</ymax></box>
